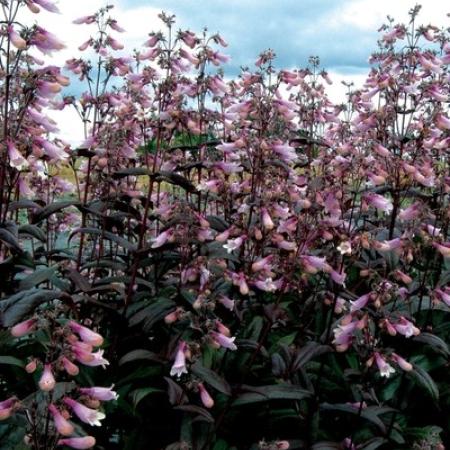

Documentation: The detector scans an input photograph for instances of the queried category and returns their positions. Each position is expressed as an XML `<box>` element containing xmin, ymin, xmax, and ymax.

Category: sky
<box><xmin>26</xmin><ymin>0</ymin><xmax>450</xmax><ymax>143</ymax></box>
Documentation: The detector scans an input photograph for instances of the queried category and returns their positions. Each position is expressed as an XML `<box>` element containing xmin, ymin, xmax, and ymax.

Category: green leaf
<box><xmin>69</xmin><ymin>227</ymin><xmax>137</xmax><ymax>251</ymax></box>
<box><xmin>0</xmin><ymin>356</ymin><xmax>25</xmax><ymax>368</ymax></box>
<box><xmin>408</xmin><ymin>364</ymin><xmax>439</xmax><ymax>401</ymax></box>
<box><xmin>0</xmin><ymin>289</ymin><xmax>62</xmax><ymax>327</ymax></box>
<box><xmin>292</xmin><ymin>342</ymin><xmax>332</xmax><ymax>371</ymax></box>
<box><xmin>320</xmin><ymin>403</ymin><xmax>395</xmax><ymax>433</ymax></box>
<box><xmin>18</xmin><ymin>225</ymin><xmax>46</xmax><ymax>242</ymax></box>
<box><xmin>119</xmin><ymin>349</ymin><xmax>164</xmax><ymax>365</ymax></box>
<box><xmin>232</xmin><ymin>384</ymin><xmax>312</xmax><ymax>406</ymax></box>
<box><xmin>0</xmin><ymin>227</ymin><xmax>22</xmax><ymax>253</ymax></box>
<box><xmin>32</xmin><ymin>201</ymin><xmax>81</xmax><ymax>224</ymax></box>
<box><xmin>130</xmin><ymin>387</ymin><xmax>163</xmax><ymax>409</ymax></box>
<box><xmin>412</xmin><ymin>333</ymin><xmax>450</xmax><ymax>357</ymax></box>
<box><xmin>174</xmin><ymin>405</ymin><xmax>214</xmax><ymax>423</ymax></box>
<box><xmin>191</xmin><ymin>361</ymin><xmax>231</xmax><ymax>395</ymax></box>
<box><xmin>19</xmin><ymin>267</ymin><xmax>57</xmax><ymax>290</ymax></box>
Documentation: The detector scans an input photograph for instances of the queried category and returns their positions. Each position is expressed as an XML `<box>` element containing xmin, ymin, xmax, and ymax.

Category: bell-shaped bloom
<box><xmin>433</xmin><ymin>242</ymin><xmax>450</xmax><ymax>257</ymax></box>
<box><xmin>261</xmin><ymin>208</ymin><xmax>275</xmax><ymax>230</ymax></box>
<box><xmin>7</xmin><ymin>140</ymin><xmax>28</xmax><ymax>170</ymax></box>
<box><xmin>391</xmin><ymin>353</ymin><xmax>413</xmax><ymax>372</ymax></box>
<box><xmin>68</xmin><ymin>321</ymin><xmax>104</xmax><ymax>347</ymax></box>
<box><xmin>223</xmin><ymin>236</ymin><xmax>246</xmax><ymax>254</ymax></box>
<box><xmin>108</xmin><ymin>19</ymin><xmax>125</xmax><ymax>32</ymax></box>
<box><xmin>39</xmin><ymin>364</ymin><xmax>56</xmax><ymax>391</ymax></box>
<box><xmin>8</xmin><ymin>26</ymin><xmax>27</xmax><ymax>50</ymax></box>
<box><xmin>63</xmin><ymin>398</ymin><xmax>105</xmax><ymax>426</ymax></box>
<box><xmin>151</xmin><ymin>229</ymin><xmax>174</xmax><ymax>249</ymax></box>
<box><xmin>210</xmin><ymin>331</ymin><xmax>237</xmax><ymax>351</ymax></box>
<box><xmin>364</xmin><ymin>193</ymin><xmax>393</xmax><ymax>212</ymax></box>
<box><xmin>57</xmin><ymin>437</ymin><xmax>96</xmax><ymax>449</ymax></box>
<box><xmin>0</xmin><ymin>397</ymin><xmax>17</xmax><ymax>420</ymax></box>
<box><xmin>350</xmin><ymin>293</ymin><xmax>370</xmax><ymax>313</ymax></box>
<box><xmin>48</xmin><ymin>404</ymin><xmax>74</xmax><ymax>436</ymax></box>
<box><xmin>218</xmin><ymin>295</ymin><xmax>235</xmax><ymax>311</ymax></box>
<box><xmin>73</xmin><ymin>15</ymin><xmax>96</xmax><ymax>24</ymax></box>
<box><xmin>273</xmin><ymin>143</ymin><xmax>298</xmax><ymax>163</ymax></box>
<box><xmin>398</xmin><ymin>202</ymin><xmax>421</xmax><ymax>221</ymax></box>
<box><xmin>435</xmin><ymin>113</ymin><xmax>450</xmax><ymax>130</ymax></box>
<box><xmin>393</xmin><ymin>317</ymin><xmax>420</xmax><ymax>338</ymax></box>
<box><xmin>34</xmin><ymin>0</ymin><xmax>60</xmax><ymax>13</ymax></box>
<box><xmin>251</xmin><ymin>255</ymin><xmax>273</xmax><ymax>273</ymax></box>
<box><xmin>11</xmin><ymin>318</ymin><xmax>36</xmax><ymax>337</ymax></box>
<box><xmin>434</xmin><ymin>289</ymin><xmax>450</xmax><ymax>307</ymax></box>
<box><xmin>198</xmin><ymin>383</ymin><xmax>214</xmax><ymax>408</ymax></box>
<box><xmin>254</xmin><ymin>277</ymin><xmax>278</xmax><ymax>292</ymax></box>
<box><xmin>170</xmin><ymin>341</ymin><xmax>188</xmax><ymax>377</ymax></box>
<box><xmin>80</xmin><ymin>350</ymin><xmax>109</xmax><ymax>369</ymax></box>
<box><xmin>79</xmin><ymin>386</ymin><xmax>118</xmax><ymax>401</ymax></box>
<box><xmin>374</xmin><ymin>352</ymin><xmax>395</xmax><ymax>378</ymax></box>
<box><xmin>62</xmin><ymin>357</ymin><xmax>80</xmax><ymax>376</ymax></box>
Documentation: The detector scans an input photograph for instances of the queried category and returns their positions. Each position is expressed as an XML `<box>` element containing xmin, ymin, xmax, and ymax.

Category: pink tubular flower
<box><xmin>211</xmin><ymin>331</ymin><xmax>237</xmax><ymax>351</ymax></box>
<box><xmin>79</xmin><ymin>386</ymin><xmax>118</xmax><ymax>401</ymax></box>
<box><xmin>33</xmin><ymin>0</ymin><xmax>60</xmax><ymax>13</ymax></box>
<box><xmin>391</xmin><ymin>353</ymin><xmax>413</xmax><ymax>372</ymax></box>
<box><xmin>364</xmin><ymin>193</ymin><xmax>393</xmax><ymax>212</ymax></box>
<box><xmin>350</xmin><ymin>293</ymin><xmax>370</xmax><ymax>312</ymax></box>
<box><xmin>11</xmin><ymin>318</ymin><xmax>36</xmax><ymax>337</ymax></box>
<box><xmin>68</xmin><ymin>321</ymin><xmax>104</xmax><ymax>347</ymax></box>
<box><xmin>170</xmin><ymin>341</ymin><xmax>188</xmax><ymax>377</ymax></box>
<box><xmin>261</xmin><ymin>208</ymin><xmax>275</xmax><ymax>230</ymax></box>
<box><xmin>251</xmin><ymin>255</ymin><xmax>273</xmax><ymax>273</ymax></box>
<box><xmin>73</xmin><ymin>15</ymin><xmax>96</xmax><ymax>25</ymax></box>
<box><xmin>48</xmin><ymin>404</ymin><xmax>74</xmax><ymax>436</ymax></box>
<box><xmin>374</xmin><ymin>352</ymin><xmax>395</xmax><ymax>378</ymax></box>
<box><xmin>63</xmin><ymin>398</ymin><xmax>105</xmax><ymax>426</ymax></box>
<box><xmin>393</xmin><ymin>317</ymin><xmax>420</xmax><ymax>338</ymax></box>
<box><xmin>223</xmin><ymin>236</ymin><xmax>245</xmax><ymax>254</ymax></box>
<box><xmin>151</xmin><ymin>229</ymin><xmax>174</xmax><ymax>249</ymax></box>
<box><xmin>198</xmin><ymin>383</ymin><xmax>214</xmax><ymax>408</ymax></box>
<box><xmin>62</xmin><ymin>357</ymin><xmax>80</xmax><ymax>376</ymax></box>
<box><xmin>434</xmin><ymin>289</ymin><xmax>450</xmax><ymax>307</ymax></box>
<box><xmin>7</xmin><ymin>140</ymin><xmax>28</xmax><ymax>170</ymax></box>
<box><xmin>57</xmin><ymin>437</ymin><xmax>96</xmax><ymax>449</ymax></box>
<box><xmin>398</xmin><ymin>202</ymin><xmax>421</xmax><ymax>221</ymax></box>
<box><xmin>39</xmin><ymin>364</ymin><xmax>56</xmax><ymax>391</ymax></box>
<box><xmin>218</xmin><ymin>295</ymin><xmax>235</xmax><ymax>311</ymax></box>
<box><xmin>0</xmin><ymin>397</ymin><xmax>17</xmax><ymax>421</ymax></box>
<box><xmin>8</xmin><ymin>26</ymin><xmax>27</xmax><ymax>50</ymax></box>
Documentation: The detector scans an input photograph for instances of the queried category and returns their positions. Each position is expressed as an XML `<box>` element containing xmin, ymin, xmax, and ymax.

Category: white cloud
<box><xmin>325</xmin><ymin>0</ymin><xmax>450</xmax><ymax>31</ymax></box>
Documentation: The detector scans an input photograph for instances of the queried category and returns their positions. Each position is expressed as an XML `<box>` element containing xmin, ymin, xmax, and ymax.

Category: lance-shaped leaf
<box><xmin>191</xmin><ymin>361</ymin><xmax>231</xmax><ymax>395</ymax></box>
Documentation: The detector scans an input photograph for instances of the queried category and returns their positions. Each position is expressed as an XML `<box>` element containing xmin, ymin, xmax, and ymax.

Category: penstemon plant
<box><xmin>0</xmin><ymin>1</ymin><xmax>450</xmax><ymax>449</ymax></box>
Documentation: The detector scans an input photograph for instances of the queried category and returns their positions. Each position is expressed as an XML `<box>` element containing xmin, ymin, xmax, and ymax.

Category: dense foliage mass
<box><xmin>1</xmin><ymin>1</ymin><xmax>450</xmax><ymax>449</ymax></box>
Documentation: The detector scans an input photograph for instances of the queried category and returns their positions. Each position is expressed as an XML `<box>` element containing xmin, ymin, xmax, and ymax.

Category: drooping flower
<box><xmin>7</xmin><ymin>140</ymin><xmax>28</xmax><ymax>170</ymax></box>
<box><xmin>8</xmin><ymin>26</ymin><xmax>27</xmax><ymax>50</ymax></box>
<box><xmin>63</xmin><ymin>398</ymin><xmax>105</xmax><ymax>426</ymax></box>
<box><xmin>11</xmin><ymin>318</ymin><xmax>36</xmax><ymax>337</ymax></box>
<box><xmin>374</xmin><ymin>352</ymin><xmax>396</xmax><ymax>378</ymax></box>
<box><xmin>39</xmin><ymin>364</ymin><xmax>56</xmax><ymax>391</ymax></box>
<box><xmin>68</xmin><ymin>321</ymin><xmax>104</xmax><ymax>347</ymax></box>
<box><xmin>223</xmin><ymin>236</ymin><xmax>245</xmax><ymax>253</ymax></box>
<box><xmin>170</xmin><ymin>341</ymin><xmax>188</xmax><ymax>377</ymax></box>
<box><xmin>48</xmin><ymin>404</ymin><xmax>74</xmax><ymax>436</ymax></box>
<box><xmin>211</xmin><ymin>331</ymin><xmax>237</xmax><ymax>351</ymax></box>
<box><xmin>57</xmin><ymin>437</ymin><xmax>96</xmax><ymax>449</ymax></box>
<box><xmin>391</xmin><ymin>353</ymin><xmax>413</xmax><ymax>372</ymax></box>
<box><xmin>79</xmin><ymin>386</ymin><xmax>118</xmax><ymax>401</ymax></box>
<box><xmin>198</xmin><ymin>383</ymin><xmax>214</xmax><ymax>408</ymax></box>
